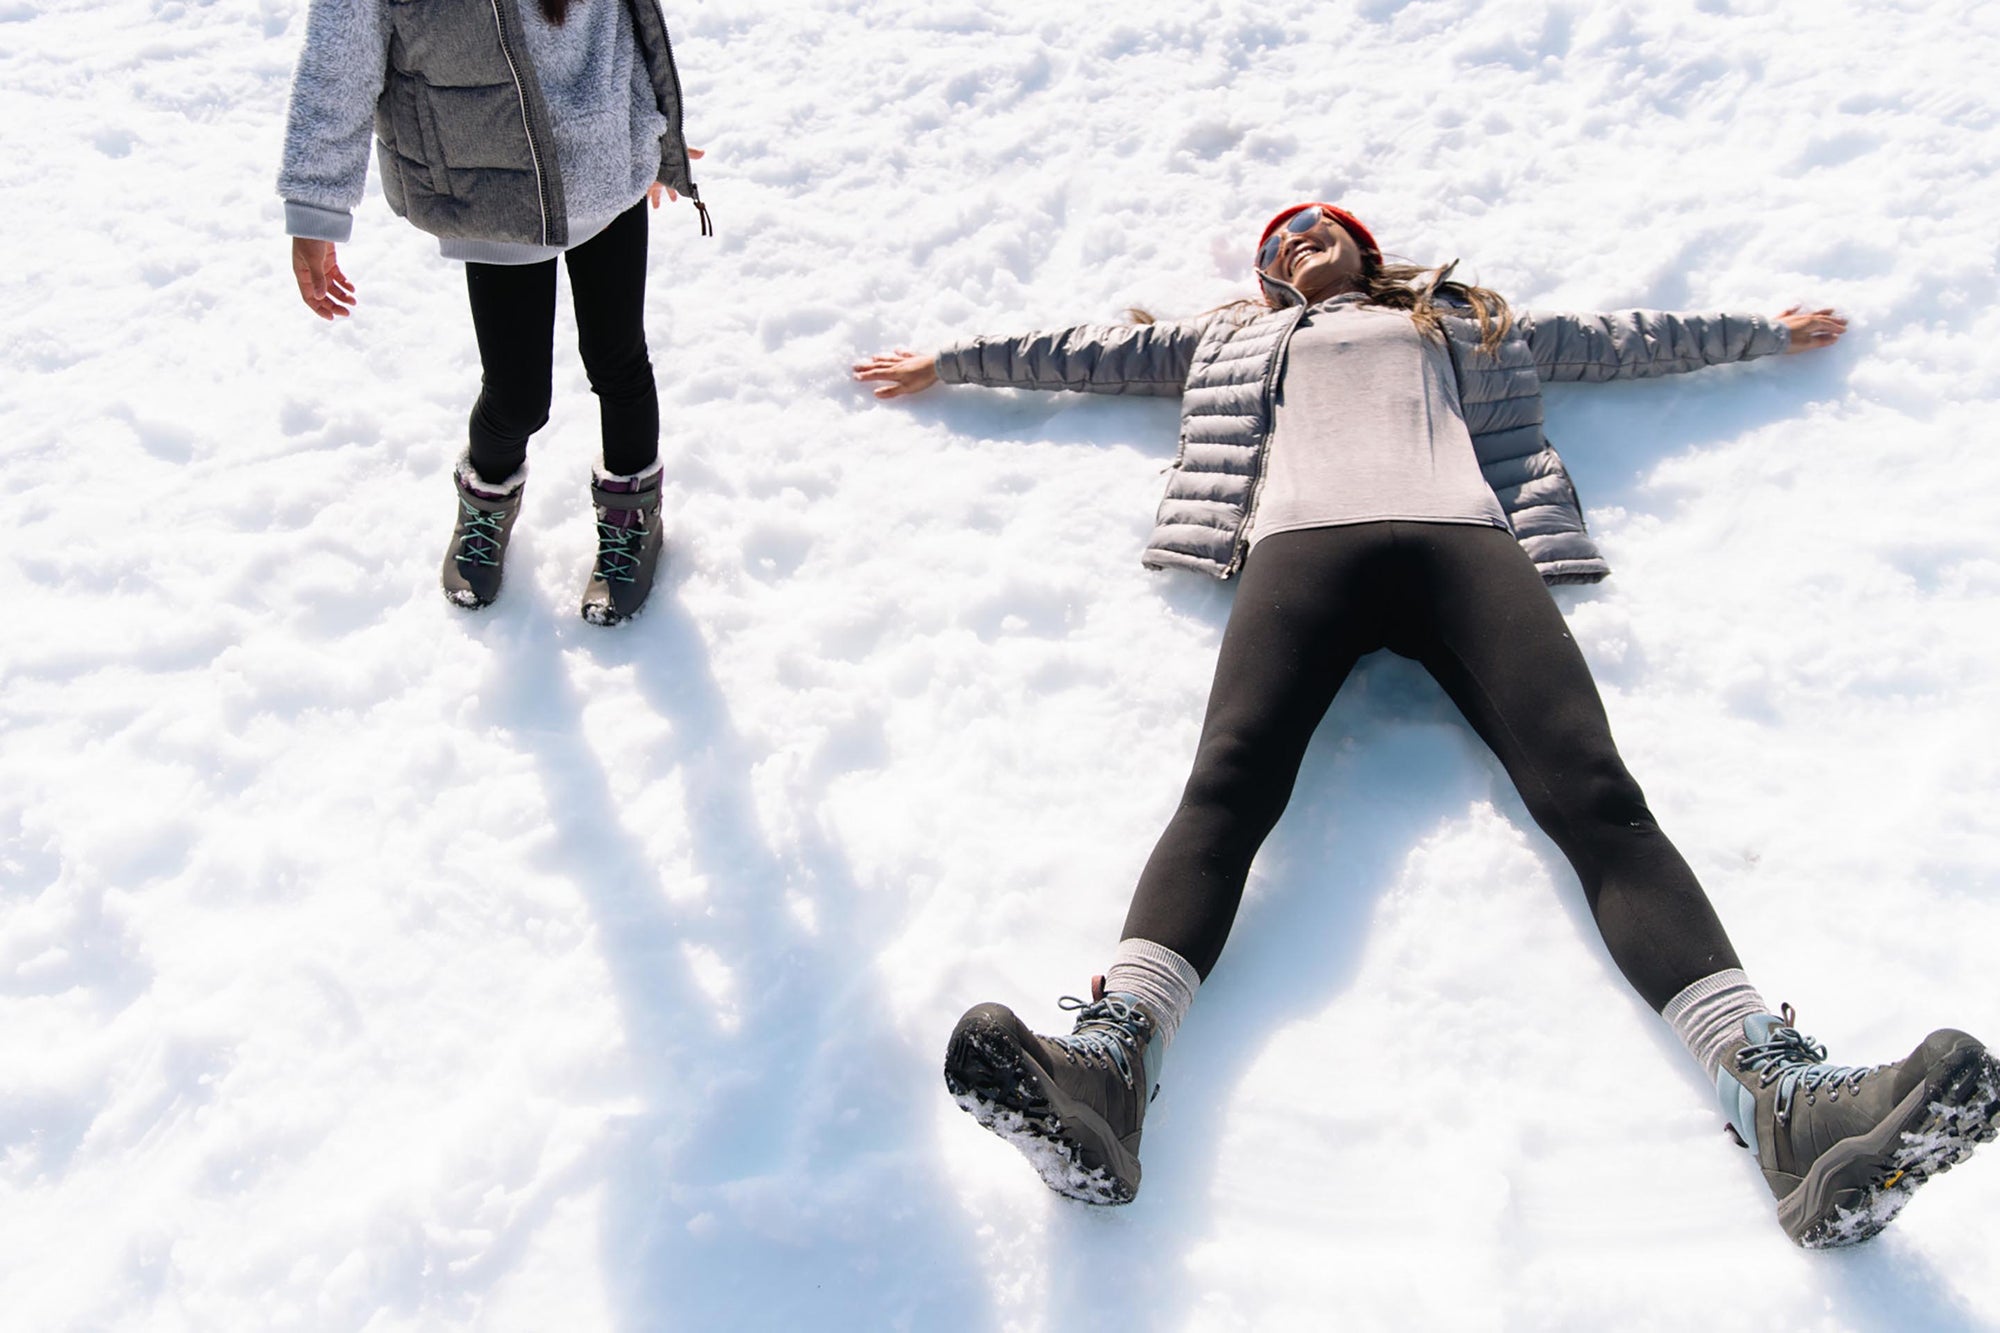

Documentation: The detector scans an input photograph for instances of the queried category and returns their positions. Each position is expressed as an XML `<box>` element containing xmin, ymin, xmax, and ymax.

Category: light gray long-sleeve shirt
<box><xmin>1249</xmin><ymin>296</ymin><xmax>1508</xmax><ymax>545</ymax></box>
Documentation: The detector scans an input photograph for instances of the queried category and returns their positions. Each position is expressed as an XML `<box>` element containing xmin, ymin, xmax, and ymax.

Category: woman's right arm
<box><xmin>278</xmin><ymin>0</ymin><xmax>390</xmax><ymax>318</ymax></box>
<box><xmin>856</xmin><ymin>318</ymin><xmax>1208</xmax><ymax>400</ymax></box>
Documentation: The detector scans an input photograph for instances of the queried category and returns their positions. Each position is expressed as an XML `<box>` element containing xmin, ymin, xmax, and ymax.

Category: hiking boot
<box><xmin>944</xmin><ymin>989</ymin><xmax>1159</xmax><ymax>1204</ymax></box>
<box><xmin>441</xmin><ymin>458</ymin><xmax>525</xmax><ymax>609</ymax></box>
<box><xmin>581</xmin><ymin>464</ymin><xmax>663</xmax><ymax>626</ymax></box>
<box><xmin>1716</xmin><ymin>1006</ymin><xmax>2000</xmax><ymax>1247</ymax></box>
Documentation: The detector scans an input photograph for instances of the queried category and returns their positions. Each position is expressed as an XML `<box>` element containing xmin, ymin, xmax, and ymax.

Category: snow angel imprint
<box><xmin>855</xmin><ymin>201</ymin><xmax>1998</xmax><ymax>1248</ymax></box>
<box><xmin>279</xmin><ymin>0</ymin><xmax>710</xmax><ymax>624</ymax></box>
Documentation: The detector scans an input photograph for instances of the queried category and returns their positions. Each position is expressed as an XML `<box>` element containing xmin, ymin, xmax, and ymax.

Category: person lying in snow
<box><xmin>278</xmin><ymin>0</ymin><xmax>710</xmax><ymax>625</ymax></box>
<box><xmin>854</xmin><ymin>201</ymin><xmax>1996</xmax><ymax>1248</ymax></box>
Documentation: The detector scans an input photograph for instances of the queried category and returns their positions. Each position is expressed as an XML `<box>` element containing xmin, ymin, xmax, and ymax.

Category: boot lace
<box><xmin>594</xmin><ymin>515</ymin><xmax>648</xmax><ymax>584</ymax></box>
<box><xmin>1050</xmin><ymin>995</ymin><xmax>1152</xmax><ymax>1088</ymax></box>
<box><xmin>1735</xmin><ymin>1003</ymin><xmax>1875</xmax><ymax>1125</ymax></box>
<box><xmin>456</xmin><ymin>502</ymin><xmax>506</xmax><ymax>568</ymax></box>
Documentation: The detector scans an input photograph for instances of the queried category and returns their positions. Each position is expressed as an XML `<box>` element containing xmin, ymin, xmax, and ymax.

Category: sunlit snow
<box><xmin>5</xmin><ymin>0</ymin><xmax>2000</xmax><ymax>1328</ymax></box>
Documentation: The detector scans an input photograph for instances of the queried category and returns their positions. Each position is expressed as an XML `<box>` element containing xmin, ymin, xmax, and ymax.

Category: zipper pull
<box><xmin>687</xmin><ymin>183</ymin><xmax>713</xmax><ymax>237</ymax></box>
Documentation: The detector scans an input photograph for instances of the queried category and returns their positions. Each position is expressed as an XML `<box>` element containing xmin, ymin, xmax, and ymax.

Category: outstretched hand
<box><xmin>292</xmin><ymin>238</ymin><xmax>356</xmax><ymax>320</ymax></box>
<box><xmin>1778</xmin><ymin>305</ymin><xmax>1847</xmax><ymax>353</ymax></box>
<box><xmin>648</xmin><ymin>146</ymin><xmax>707</xmax><ymax>208</ymax></box>
<box><xmin>853</xmin><ymin>349</ymin><xmax>939</xmax><ymax>399</ymax></box>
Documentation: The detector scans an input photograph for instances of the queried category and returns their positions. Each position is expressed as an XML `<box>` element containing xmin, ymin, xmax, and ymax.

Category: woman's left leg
<box><xmin>1396</xmin><ymin>522</ymin><xmax>1737</xmax><ymax>1010</ymax></box>
<box><xmin>563</xmin><ymin>201</ymin><xmax>664</xmax><ymax>624</ymax></box>
<box><xmin>563</xmin><ymin>201</ymin><xmax>659</xmax><ymax>476</ymax></box>
<box><xmin>1404</xmin><ymin>522</ymin><xmax>2000</xmax><ymax>1246</ymax></box>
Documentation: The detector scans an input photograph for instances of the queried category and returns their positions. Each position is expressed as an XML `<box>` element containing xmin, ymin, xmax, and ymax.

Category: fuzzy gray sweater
<box><xmin>280</xmin><ymin>0</ymin><xmax>667</xmax><ymax>261</ymax></box>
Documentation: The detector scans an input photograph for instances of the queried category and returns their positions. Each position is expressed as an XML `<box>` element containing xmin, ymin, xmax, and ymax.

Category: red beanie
<box><xmin>1256</xmin><ymin>202</ymin><xmax>1382</xmax><ymax>272</ymax></box>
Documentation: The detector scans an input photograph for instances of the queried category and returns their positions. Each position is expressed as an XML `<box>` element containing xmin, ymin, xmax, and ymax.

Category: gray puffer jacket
<box><xmin>936</xmin><ymin>286</ymin><xmax>1790</xmax><ymax>584</ymax></box>
<box><xmin>282</xmin><ymin>0</ymin><xmax>698</xmax><ymax>248</ymax></box>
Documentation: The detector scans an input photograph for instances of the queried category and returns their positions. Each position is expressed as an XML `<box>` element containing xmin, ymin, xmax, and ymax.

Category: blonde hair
<box><xmin>1130</xmin><ymin>257</ymin><xmax>1513</xmax><ymax>355</ymax></box>
<box><xmin>1337</xmin><ymin>258</ymin><xmax>1513</xmax><ymax>356</ymax></box>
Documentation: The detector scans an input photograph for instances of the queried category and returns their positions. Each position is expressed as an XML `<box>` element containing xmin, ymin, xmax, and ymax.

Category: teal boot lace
<box><xmin>1052</xmin><ymin>995</ymin><xmax>1154</xmax><ymax>1089</ymax></box>
<box><xmin>1737</xmin><ymin>1004</ymin><xmax>1876</xmax><ymax>1125</ymax></box>
<box><xmin>593</xmin><ymin>514</ymin><xmax>647</xmax><ymax>584</ymax></box>
<box><xmin>456</xmin><ymin>502</ymin><xmax>506</xmax><ymax>568</ymax></box>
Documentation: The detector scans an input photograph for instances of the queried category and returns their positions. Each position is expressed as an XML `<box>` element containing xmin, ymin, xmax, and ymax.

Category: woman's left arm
<box><xmin>1521</xmin><ymin>306</ymin><xmax>1845</xmax><ymax>382</ymax></box>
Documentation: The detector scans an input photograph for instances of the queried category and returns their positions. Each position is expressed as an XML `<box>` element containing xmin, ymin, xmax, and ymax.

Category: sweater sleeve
<box><xmin>276</xmin><ymin>0</ymin><xmax>391</xmax><ymax>242</ymax></box>
<box><xmin>1518</xmin><ymin>309</ymin><xmax>1791</xmax><ymax>383</ymax></box>
<box><xmin>934</xmin><ymin>318</ymin><xmax>1208</xmax><ymax>398</ymax></box>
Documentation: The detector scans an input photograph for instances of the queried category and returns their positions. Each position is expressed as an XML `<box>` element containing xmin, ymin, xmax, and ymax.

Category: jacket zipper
<box><xmin>487</xmin><ymin>0</ymin><xmax>554</xmax><ymax>246</ymax></box>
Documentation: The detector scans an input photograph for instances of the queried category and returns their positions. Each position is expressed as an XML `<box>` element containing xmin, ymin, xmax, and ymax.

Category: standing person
<box><xmin>854</xmin><ymin>202</ymin><xmax>1998</xmax><ymax>1247</ymax></box>
<box><xmin>280</xmin><ymin>0</ymin><xmax>710</xmax><ymax>624</ymax></box>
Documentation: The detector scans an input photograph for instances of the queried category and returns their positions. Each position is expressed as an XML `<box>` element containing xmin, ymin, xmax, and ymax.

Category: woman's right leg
<box><xmin>946</xmin><ymin>524</ymin><xmax>1391</xmax><ymax>1203</ymax></box>
<box><xmin>463</xmin><ymin>257</ymin><xmax>560</xmax><ymax>484</ymax></box>
<box><xmin>1120</xmin><ymin>527</ymin><xmax>1391</xmax><ymax>979</ymax></box>
<box><xmin>441</xmin><ymin>259</ymin><xmax>558</xmax><ymax>607</ymax></box>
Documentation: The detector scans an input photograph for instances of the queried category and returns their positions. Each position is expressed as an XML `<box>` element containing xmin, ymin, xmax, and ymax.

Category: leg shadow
<box><xmin>475</xmin><ymin>585</ymin><xmax>993</xmax><ymax>1330</ymax></box>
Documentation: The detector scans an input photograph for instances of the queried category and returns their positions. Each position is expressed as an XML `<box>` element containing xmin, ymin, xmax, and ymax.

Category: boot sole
<box><xmin>1786</xmin><ymin>1039</ymin><xmax>2000</xmax><ymax>1248</ymax></box>
<box><xmin>943</xmin><ymin>1008</ymin><xmax>1140</xmax><ymax>1206</ymax></box>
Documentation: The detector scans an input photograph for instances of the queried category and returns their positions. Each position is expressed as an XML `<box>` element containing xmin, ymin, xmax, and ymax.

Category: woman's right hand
<box><xmin>852</xmin><ymin>348</ymin><xmax>938</xmax><ymax>399</ymax></box>
<box><xmin>292</xmin><ymin>238</ymin><xmax>357</xmax><ymax>320</ymax></box>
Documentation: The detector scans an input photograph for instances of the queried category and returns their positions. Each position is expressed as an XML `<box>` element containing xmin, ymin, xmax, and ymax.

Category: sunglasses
<box><xmin>1257</xmin><ymin>208</ymin><xmax>1336</xmax><ymax>271</ymax></box>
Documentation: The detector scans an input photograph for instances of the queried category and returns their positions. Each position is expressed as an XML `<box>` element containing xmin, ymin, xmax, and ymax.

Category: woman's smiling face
<box><xmin>1260</xmin><ymin>209</ymin><xmax>1367</xmax><ymax>300</ymax></box>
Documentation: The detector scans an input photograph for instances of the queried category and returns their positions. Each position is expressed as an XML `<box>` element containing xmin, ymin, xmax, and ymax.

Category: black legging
<box><xmin>463</xmin><ymin>200</ymin><xmax>659</xmax><ymax>483</ymax></box>
<box><xmin>1121</xmin><ymin>520</ymin><xmax>1740</xmax><ymax>1011</ymax></box>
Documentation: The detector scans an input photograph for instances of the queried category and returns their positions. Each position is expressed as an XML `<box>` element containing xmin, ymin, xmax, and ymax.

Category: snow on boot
<box><xmin>441</xmin><ymin>456</ymin><xmax>525</xmax><ymax>610</ymax></box>
<box><xmin>944</xmin><ymin>990</ymin><xmax>1159</xmax><ymax>1204</ymax></box>
<box><xmin>581</xmin><ymin>462</ymin><xmax>664</xmax><ymax>626</ymax></box>
<box><xmin>1715</xmin><ymin>1006</ymin><xmax>2000</xmax><ymax>1247</ymax></box>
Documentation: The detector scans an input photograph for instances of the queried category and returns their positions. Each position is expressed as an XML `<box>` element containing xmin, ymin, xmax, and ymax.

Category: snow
<box><xmin>5</xmin><ymin>0</ymin><xmax>2000</xmax><ymax>1327</ymax></box>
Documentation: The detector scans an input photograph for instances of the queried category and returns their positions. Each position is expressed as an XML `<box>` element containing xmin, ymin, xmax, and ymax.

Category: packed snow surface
<box><xmin>6</xmin><ymin>0</ymin><xmax>2000</xmax><ymax>1328</ymax></box>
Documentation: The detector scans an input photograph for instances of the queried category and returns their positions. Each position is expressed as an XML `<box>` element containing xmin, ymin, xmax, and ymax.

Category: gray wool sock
<box><xmin>1103</xmin><ymin>938</ymin><xmax>1201</xmax><ymax>1052</ymax></box>
<box><xmin>1663</xmin><ymin>968</ymin><xmax>1773</xmax><ymax>1080</ymax></box>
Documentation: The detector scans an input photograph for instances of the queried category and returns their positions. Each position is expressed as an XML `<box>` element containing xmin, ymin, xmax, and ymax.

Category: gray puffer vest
<box><xmin>936</xmin><ymin>286</ymin><xmax>1788</xmax><ymax>584</ymax></box>
<box><xmin>376</xmin><ymin>0</ymin><xmax>698</xmax><ymax>246</ymax></box>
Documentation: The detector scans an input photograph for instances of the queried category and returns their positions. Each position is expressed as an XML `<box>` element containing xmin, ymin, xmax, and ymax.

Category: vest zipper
<box><xmin>1221</xmin><ymin>303</ymin><xmax>1309</xmax><ymax>578</ymax></box>
<box><xmin>487</xmin><ymin>0</ymin><xmax>554</xmax><ymax>246</ymax></box>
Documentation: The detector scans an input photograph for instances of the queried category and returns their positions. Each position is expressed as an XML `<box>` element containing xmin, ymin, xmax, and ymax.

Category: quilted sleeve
<box><xmin>1519</xmin><ymin>309</ymin><xmax>1792</xmax><ymax>383</ymax></box>
<box><xmin>934</xmin><ymin>317</ymin><xmax>1208</xmax><ymax>399</ymax></box>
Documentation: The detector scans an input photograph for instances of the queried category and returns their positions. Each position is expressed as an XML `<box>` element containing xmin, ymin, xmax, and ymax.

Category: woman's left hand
<box><xmin>650</xmin><ymin>147</ymin><xmax>706</xmax><ymax>208</ymax></box>
<box><xmin>1778</xmin><ymin>305</ymin><xmax>1847</xmax><ymax>353</ymax></box>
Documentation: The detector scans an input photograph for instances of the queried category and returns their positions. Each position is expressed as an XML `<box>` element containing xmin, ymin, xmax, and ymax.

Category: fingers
<box><xmin>323</xmin><ymin>254</ymin><xmax>354</xmax><ymax>300</ymax></box>
<box><xmin>1778</xmin><ymin>305</ymin><xmax>1847</xmax><ymax>353</ymax></box>
<box><xmin>292</xmin><ymin>258</ymin><xmax>333</xmax><ymax>320</ymax></box>
<box><xmin>850</xmin><ymin>349</ymin><xmax>917</xmax><ymax>370</ymax></box>
<box><xmin>688</xmin><ymin>146</ymin><xmax>706</xmax><ymax>159</ymax></box>
<box><xmin>851</xmin><ymin>349</ymin><xmax>936</xmax><ymax>400</ymax></box>
<box><xmin>291</xmin><ymin>240</ymin><xmax>356</xmax><ymax>321</ymax></box>
<box><xmin>850</xmin><ymin>354</ymin><xmax>910</xmax><ymax>380</ymax></box>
